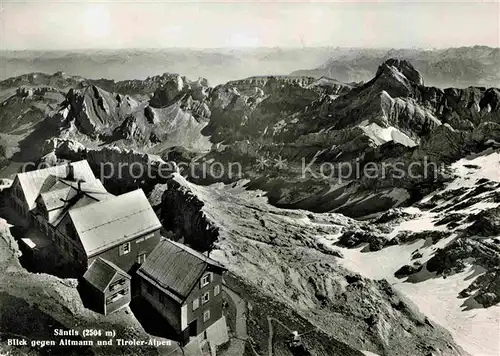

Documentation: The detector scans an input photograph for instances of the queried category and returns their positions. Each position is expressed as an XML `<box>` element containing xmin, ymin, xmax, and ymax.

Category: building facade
<box><xmin>137</xmin><ymin>239</ymin><xmax>226</xmax><ymax>346</ymax></box>
<box><xmin>82</xmin><ymin>257</ymin><xmax>132</xmax><ymax>315</ymax></box>
<box><xmin>9</xmin><ymin>161</ymin><xmax>162</xmax><ymax>275</ymax></box>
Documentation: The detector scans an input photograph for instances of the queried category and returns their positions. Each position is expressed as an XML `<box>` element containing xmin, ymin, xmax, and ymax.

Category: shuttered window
<box><xmin>119</xmin><ymin>242</ymin><xmax>131</xmax><ymax>255</ymax></box>
<box><xmin>201</xmin><ymin>272</ymin><xmax>212</xmax><ymax>287</ymax></box>
<box><xmin>202</xmin><ymin>291</ymin><xmax>210</xmax><ymax>304</ymax></box>
<box><xmin>109</xmin><ymin>279</ymin><xmax>127</xmax><ymax>292</ymax></box>
<box><xmin>203</xmin><ymin>309</ymin><xmax>210</xmax><ymax>322</ymax></box>
<box><xmin>214</xmin><ymin>285</ymin><xmax>220</xmax><ymax>296</ymax></box>
<box><xmin>106</xmin><ymin>288</ymin><xmax>128</xmax><ymax>304</ymax></box>
<box><xmin>193</xmin><ymin>298</ymin><xmax>199</xmax><ymax>311</ymax></box>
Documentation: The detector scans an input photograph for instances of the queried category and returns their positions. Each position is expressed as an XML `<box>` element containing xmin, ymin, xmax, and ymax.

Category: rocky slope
<box><xmin>187</xmin><ymin>59</ymin><xmax>500</xmax><ymax>218</ymax></box>
<box><xmin>148</xmin><ymin>173</ymin><xmax>468</xmax><ymax>356</ymax></box>
<box><xmin>333</xmin><ymin>149</ymin><xmax>500</xmax><ymax>356</ymax></box>
<box><xmin>0</xmin><ymin>72</ymin><xmax>213</xmax><ymax>173</ymax></box>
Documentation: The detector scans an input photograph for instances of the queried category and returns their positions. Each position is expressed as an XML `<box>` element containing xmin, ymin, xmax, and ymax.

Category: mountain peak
<box><xmin>376</xmin><ymin>58</ymin><xmax>424</xmax><ymax>86</ymax></box>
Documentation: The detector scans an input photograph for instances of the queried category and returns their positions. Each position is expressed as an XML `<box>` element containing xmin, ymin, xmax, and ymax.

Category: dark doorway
<box><xmin>188</xmin><ymin>319</ymin><xmax>198</xmax><ymax>337</ymax></box>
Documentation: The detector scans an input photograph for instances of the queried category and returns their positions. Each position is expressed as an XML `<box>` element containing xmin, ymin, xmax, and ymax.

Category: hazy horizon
<box><xmin>1</xmin><ymin>45</ymin><xmax>499</xmax><ymax>53</ymax></box>
<box><xmin>1</xmin><ymin>0</ymin><xmax>498</xmax><ymax>51</ymax></box>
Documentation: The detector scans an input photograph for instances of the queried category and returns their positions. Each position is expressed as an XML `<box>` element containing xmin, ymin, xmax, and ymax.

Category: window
<box><xmin>106</xmin><ymin>288</ymin><xmax>128</xmax><ymax>304</ymax></box>
<box><xmin>136</xmin><ymin>253</ymin><xmax>146</xmax><ymax>264</ymax></box>
<box><xmin>214</xmin><ymin>285</ymin><xmax>220</xmax><ymax>296</ymax></box>
<box><xmin>66</xmin><ymin>223</ymin><xmax>76</xmax><ymax>240</ymax></box>
<box><xmin>159</xmin><ymin>293</ymin><xmax>165</xmax><ymax>304</ymax></box>
<box><xmin>192</xmin><ymin>298</ymin><xmax>199</xmax><ymax>311</ymax></box>
<box><xmin>201</xmin><ymin>273</ymin><xmax>211</xmax><ymax>287</ymax></box>
<box><xmin>146</xmin><ymin>282</ymin><xmax>153</xmax><ymax>295</ymax></box>
<box><xmin>109</xmin><ymin>279</ymin><xmax>126</xmax><ymax>292</ymax></box>
<box><xmin>120</xmin><ymin>242</ymin><xmax>130</xmax><ymax>256</ymax></box>
<box><xmin>202</xmin><ymin>291</ymin><xmax>210</xmax><ymax>304</ymax></box>
<box><xmin>203</xmin><ymin>309</ymin><xmax>210</xmax><ymax>322</ymax></box>
<box><xmin>15</xmin><ymin>186</ymin><xmax>23</xmax><ymax>199</ymax></box>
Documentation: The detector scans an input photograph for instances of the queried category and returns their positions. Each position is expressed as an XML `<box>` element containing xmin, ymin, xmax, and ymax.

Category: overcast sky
<box><xmin>1</xmin><ymin>0</ymin><xmax>499</xmax><ymax>50</ymax></box>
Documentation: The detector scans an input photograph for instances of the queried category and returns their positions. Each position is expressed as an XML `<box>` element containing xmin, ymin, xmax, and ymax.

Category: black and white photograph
<box><xmin>0</xmin><ymin>1</ymin><xmax>499</xmax><ymax>355</ymax></box>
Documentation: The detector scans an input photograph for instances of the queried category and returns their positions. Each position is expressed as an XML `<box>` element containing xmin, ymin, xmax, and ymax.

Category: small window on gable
<box><xmin>202</xmin><ymin>291</ymin><xmax>210</xmax><ymax>304</ymax></box>
<box><xmin>214</xmin><ymin>285</ymin><xmax>220</xmax><ymax>296</ymax></box>
<box><xmin>203</xmin><ymin>309</ymin><xmax>210</xmax><ymax>322</ymax></box>
<box><xmin>193</xmin><ymin>298</ymin><xmax>199</xmax><ymax>311</ymax></box>
<box><xmin>201</xmin><ymin>273</ymin><xmax>211</xmax><ymax>287</ymax></box>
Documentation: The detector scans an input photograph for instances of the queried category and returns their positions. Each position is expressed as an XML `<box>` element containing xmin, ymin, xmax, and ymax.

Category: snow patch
<box><xmin>361</xmin><ymin>122</ymin><xmax>417</xmax><ymax>147</ymax></box>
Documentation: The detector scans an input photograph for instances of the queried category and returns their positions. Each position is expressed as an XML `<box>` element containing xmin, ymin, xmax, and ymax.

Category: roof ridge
<box><xmin>86</xmin><ymin>223</ymin><xmax>159</xmax><ymax>254</ymax></box>
<box><xmin>68</xmin><ymin>189</ymin><xmax>142</xmax><ymax>217</ymax></box>
<box><xmin>97</xmin><ymin>257</ymin><xmax>130</xmax><ymax>277</ymax></box>
<box><xmin>166</xmin><ymin>239</ymin><xmax>224</xmax><ymax>268</ymax></box>
<box><xmin>75</xmin><ymin>206</ymin><xmax>154</xmax><ymax>234</ymax></box>
<box><xmin>17</xmin><ymin>160</ymin><xmax>89</xmax><ymax>176</ymax></box>
<box><xmin>70</xmin><ymin>188</ymin><xmax>144</xmax><ymax>212</ymax></box>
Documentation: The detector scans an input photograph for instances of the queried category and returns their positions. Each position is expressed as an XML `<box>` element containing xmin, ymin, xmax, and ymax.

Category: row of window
<box><xmin>118</xmin><ymin>241</ymin><xmax>148</xmax><ymax>264</ymax></box>
<box><xmin>14</xmin><ymin>186</ymin><xmax>23</xmax><ymax>200</ymax></box>
<box><xmin>54</xmin><ymin>233</ymin><xmax>81</xmax><ymax>261</ymax></box>
<box><xmin>144</xmin><ymin>281</ymin><xmax>220</xmax><ymax>314</ymax></box>
<box><xmin>119</xmin><ymin>242</ymin><xmax>147</xmax><ymax>264</ymax></box>
<box><xmin>11</xmin><ymin>198</ymin><xmax>26</xmax><ymax>217</ymax></box>
<box><xmin>29</xmin><ymin>212</ymin><xmax>81</xmax><ymax>262</ymax></box>
<box><xmin>193</xmin><ymin>285</ymin><xmax>220</xmax><ymax>311</ymax></box>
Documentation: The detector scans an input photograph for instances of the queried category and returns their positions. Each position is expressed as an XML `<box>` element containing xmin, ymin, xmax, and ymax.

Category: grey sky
<box><xmin>1</xmin><ymin>0</ymin><xmax>499</xmax><ymax>50</ymax></box>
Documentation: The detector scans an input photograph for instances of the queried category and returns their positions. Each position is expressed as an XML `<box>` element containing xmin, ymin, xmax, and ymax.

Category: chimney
<box><xmin>77</xmin><ymin>180</ymin><xmax>82</xmax><ymax>192</ymax></box>
<box><xmin>66</xmin><ymin>162</ymin><xmax>75</xmax><ymax>181</ymax></box>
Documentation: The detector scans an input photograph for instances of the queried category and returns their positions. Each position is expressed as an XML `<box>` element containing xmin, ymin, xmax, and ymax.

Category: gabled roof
<box><xmin>39</xmin><ymin>186</ymin><xmax>73</xmax><ymax>211</ymax></box>
<box><xmin>36</xmin><ymin>177</ymin><xmax>114</xmax><ymax>225</ymax></box>
<box><xmin>16</xmin><ymin>160</ymin><xmax>96</xmax><ymax>209</ymax></box>
<box><xmin>68</xmin><ymin>189</ymin><xmax>162</xmax><ymax>257</ymax></box>
<box><xmin>137</xmin><ymin>239</ymin><xmax>225</xmax><ymax>303</ymax></box>
<box><xmin>83</xmin><ymin>257</ymin><xmax>130</xmax><ymax>293</ymax></box>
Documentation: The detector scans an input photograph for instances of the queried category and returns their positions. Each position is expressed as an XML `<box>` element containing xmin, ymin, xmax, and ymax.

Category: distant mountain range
<box><xmin>291</xmin><ymin>46</ymin><xmax>500</xmax><ymax>88</ymax></box>
<box><xmin>0</xmin><ymin>48</ymin><xmax>333</xmax><ymax>86</ymax></box>
<box><xmin>2</xmin><ymin>46</ymin><xmax>499</xmax><ymax>88</ymax></box>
